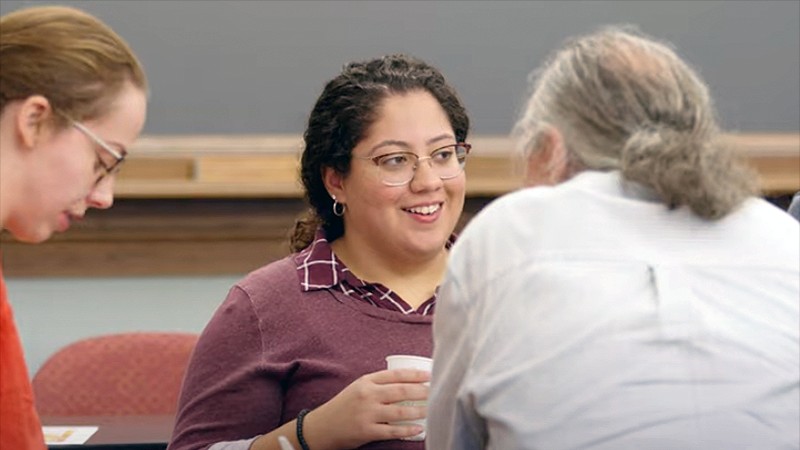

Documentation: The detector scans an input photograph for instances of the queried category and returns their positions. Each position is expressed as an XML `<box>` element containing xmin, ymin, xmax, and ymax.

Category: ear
<box><xmin>322</xmin><ymin>166</ymin><xmax>347</xmax><ymax>202</ymax></box>
<box><xmin>15</xmin><ymin>95</ymin><xmax>54</xmax><ymax>149</ymax></box>
<box><xmin>524</xmin><ymin>126</ymin><xmax>569</xmax><ymax>187</ymax></box>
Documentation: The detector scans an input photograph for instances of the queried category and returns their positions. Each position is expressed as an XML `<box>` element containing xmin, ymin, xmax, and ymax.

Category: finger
<box><xmin>375</xmin><ymin>401</ymin><xmax>427</xmax><ymax>424</ymax></box>
<box><xmin>377</xmin><ymin>382</ymin><xmax>429</xmax><ymax>405</ymax></box>
<box><xmin>368</xmin><ymin>368</ymin><xmax>431</xmax><ymax>385</ymax></box>
<box><xmin>370</xmin><ymin>421</ymin><xmax>426</xmax><ymax>441</ymax></box>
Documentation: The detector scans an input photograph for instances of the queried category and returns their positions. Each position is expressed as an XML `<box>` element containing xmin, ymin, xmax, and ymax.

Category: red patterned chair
<box><xmin>32</xmin><ymin>332</ymin><xmax>198</xmax><ymax>416</ymax></box>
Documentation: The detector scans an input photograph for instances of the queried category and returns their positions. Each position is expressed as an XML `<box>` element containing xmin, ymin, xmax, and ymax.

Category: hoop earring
<box><xmin>332</xmin><ymin>195</ymin><xmax>346</xmax><ymax>217</ymax></box>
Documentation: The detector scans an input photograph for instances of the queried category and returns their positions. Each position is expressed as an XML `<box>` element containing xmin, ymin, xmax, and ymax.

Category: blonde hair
<box><xmin>514</xmin><ymin>26</ymin><xmax>758</xmax><ymax>220</ymax></box>
<box><xmin>0</xmin><ymin>5</ymin><xmax>147</xmax><ymax>126</ymax></box>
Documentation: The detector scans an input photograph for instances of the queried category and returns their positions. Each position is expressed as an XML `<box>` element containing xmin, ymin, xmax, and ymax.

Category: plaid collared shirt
<box><xmin>294</xmin><ymin>229</ymin><xmax>456</xmax><ymax>316</ymax></box>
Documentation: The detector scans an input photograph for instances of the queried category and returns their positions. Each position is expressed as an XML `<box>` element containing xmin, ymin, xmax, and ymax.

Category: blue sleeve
<box><xmin>787</xmin><ymin>192</ymin><xmax>800</xmax><ymax>221</ymax></box>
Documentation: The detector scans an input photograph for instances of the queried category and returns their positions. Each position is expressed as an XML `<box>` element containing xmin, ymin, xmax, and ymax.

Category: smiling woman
<box><xmin>325</xmin><ymin>90</ymin><xmax>467</xmax><ymax>302</ymax></box>
<box><xmin>0</xmin><ymin>5</ymin><xmax>147</xmax><ymax>449</ymax></box>
<box><xmin>168</xmin><ymin>54</ymin><xmax>469</xmax><ymax>450</ymax></box>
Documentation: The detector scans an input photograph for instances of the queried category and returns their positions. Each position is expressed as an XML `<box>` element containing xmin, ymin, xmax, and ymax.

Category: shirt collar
<box><xmin>295</xmin><ymin>228</ymin><xmax>457</xmax><ymax>292</ymax></box>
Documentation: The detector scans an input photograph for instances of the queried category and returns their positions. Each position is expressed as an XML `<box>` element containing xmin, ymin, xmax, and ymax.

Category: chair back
<box><xmin>32</xmin><ymin>332</ymin><xmax>198</xmax><ymax>416</ymax></box>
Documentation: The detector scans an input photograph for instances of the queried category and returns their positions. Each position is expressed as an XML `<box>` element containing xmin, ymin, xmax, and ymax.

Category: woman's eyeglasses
<box><xmin>354</xmin><ymin>143</ymin><xmax>471</xmax><ymax>187</ymax></box>
<box><xmin>72</xmin><ymin>121</ymin><xmax>126</xmax><ymax>186</ymax></box>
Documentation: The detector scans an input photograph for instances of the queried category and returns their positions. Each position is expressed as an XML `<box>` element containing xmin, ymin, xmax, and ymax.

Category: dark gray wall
<box><xmin>3</xmin><ymin>0</ymin><xmax>799</xmax><ymax>134</ymax></box>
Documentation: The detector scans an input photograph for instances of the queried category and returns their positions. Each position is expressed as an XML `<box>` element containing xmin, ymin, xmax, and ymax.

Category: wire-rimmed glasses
<box><xmin>354</xmin><ymin>143</ymin><xmax>471</xmax><ymax>187</ymax></box>
<box><xmin>72</xmin><ymin>121</ymin><xmax>126</xmax><ymax>186</ymax></box>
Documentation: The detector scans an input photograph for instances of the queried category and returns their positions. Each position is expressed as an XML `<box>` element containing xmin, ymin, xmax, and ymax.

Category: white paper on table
<box><xmin>43</xmin><ymin>426</ymin><xmax>99</xmax><ymax>445</ymax></box>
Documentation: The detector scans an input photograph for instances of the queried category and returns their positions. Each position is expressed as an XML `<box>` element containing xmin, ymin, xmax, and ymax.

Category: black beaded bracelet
<box><xmin>296</xmin><ymin>409</ymin><xmax>312</xmax><ymax>450</ymax></box>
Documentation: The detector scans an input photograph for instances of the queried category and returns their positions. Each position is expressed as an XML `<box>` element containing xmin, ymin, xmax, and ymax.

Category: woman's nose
<box><xmin>86</xmin><ymin>176</ymin><xmax>115</xmax><ymax>209</ymax></box>
<box><xmin>409</xmin><ymin>158</ymin><xmax>443</xmax><ymax>191</ymax></box>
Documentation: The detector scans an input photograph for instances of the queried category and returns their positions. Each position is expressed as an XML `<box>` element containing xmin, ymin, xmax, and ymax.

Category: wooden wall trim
<box><xmin>0</xmin><ymin>198</ymin><xmax>493</xmax><ymax>278</ymax></box>
<box><xmin>119</xmin><ymin>133</ymin><xmax>799</xmax><ymax>197</ymax></box>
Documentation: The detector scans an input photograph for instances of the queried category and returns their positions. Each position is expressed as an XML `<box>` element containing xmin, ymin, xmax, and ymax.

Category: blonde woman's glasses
<box><xmin>72</xmin><ymin>122</ymin><xmax>126</xmax><ymax>186</ymax></box>
<box><xmin>355</xmin><ymin>143</ymin><xmax>471</xmax><ymax>187</ymax></box>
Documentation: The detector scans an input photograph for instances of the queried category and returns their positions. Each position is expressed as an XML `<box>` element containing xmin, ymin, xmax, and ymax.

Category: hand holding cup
<box><xmin>385</xmin><ymin>355</ymin><xmax>433</xmax><ymax>441</ymax></box>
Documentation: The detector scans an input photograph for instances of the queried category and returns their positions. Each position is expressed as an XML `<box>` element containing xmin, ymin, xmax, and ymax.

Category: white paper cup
<box><xmin>385</xmin><ymin>355</ymin><xmax>432</xmax><ymax>441</ymax></box>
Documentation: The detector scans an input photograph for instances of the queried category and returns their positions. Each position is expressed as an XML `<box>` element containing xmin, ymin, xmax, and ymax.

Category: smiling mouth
<box><xmin>403</xmin><ymin>203</ymin><xmax>442</xmax><ymax>215</ymax></box>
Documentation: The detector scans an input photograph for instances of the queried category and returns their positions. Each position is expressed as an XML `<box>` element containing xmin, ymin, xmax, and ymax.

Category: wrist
<box><xmin>299</xmin><ymin>407</ymin><xmax>339</xmax><ymax>450</ymax></box>
<box><xmin>296</xmin><ymin>409</ymin><xmax>312</xmax><ymax>450</ymax></box>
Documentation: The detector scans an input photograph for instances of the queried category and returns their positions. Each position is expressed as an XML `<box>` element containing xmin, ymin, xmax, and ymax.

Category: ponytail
<box><xmin>621</xmin><ymin>127</ymin><xmax>758</xmax><ymax>219</ymax></box>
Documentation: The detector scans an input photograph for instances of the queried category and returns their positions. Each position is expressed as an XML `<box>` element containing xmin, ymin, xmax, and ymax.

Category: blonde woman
<box><xmin>0</xmin><ymin>6</ymin><xmax>147</xmax><ymax>448</ymax></box>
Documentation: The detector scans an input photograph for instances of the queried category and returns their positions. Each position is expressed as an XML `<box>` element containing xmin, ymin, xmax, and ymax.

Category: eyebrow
<box><xmin>368</xmin><ymin>133</ymin><xmax>456</xmax><ymax>155</ymax></box>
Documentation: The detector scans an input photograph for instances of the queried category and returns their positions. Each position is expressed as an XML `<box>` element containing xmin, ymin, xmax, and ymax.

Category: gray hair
<box><xmin>513</xmin><ymin>25</ymin><xmax>758</xmax><ymax>219</ymax></box>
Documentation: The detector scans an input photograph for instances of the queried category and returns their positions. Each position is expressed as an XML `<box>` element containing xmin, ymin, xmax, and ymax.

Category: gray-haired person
<box><xmin>428</xmin><ymin>26</ymin><xmax>799</xmax><ymax>449</ymax></box>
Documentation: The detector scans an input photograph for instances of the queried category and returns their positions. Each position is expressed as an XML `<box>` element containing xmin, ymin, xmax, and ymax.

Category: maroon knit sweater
<box><xmin>169</xmin><ymin>255</ymin><xmax>433</xmax><ymax>450</ymax></box>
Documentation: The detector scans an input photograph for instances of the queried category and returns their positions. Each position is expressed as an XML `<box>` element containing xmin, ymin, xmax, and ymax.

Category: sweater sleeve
<box><xmin>168</xmin><ymin>285</ymin><xmax>281</xmax><ymax>450</ymax></box>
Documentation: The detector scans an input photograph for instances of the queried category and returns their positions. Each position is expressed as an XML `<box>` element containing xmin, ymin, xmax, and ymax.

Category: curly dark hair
<box><xmin>289</xmin><ymin>54</ymin><xmax>470</xmax><ymax>251</ymax></box>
